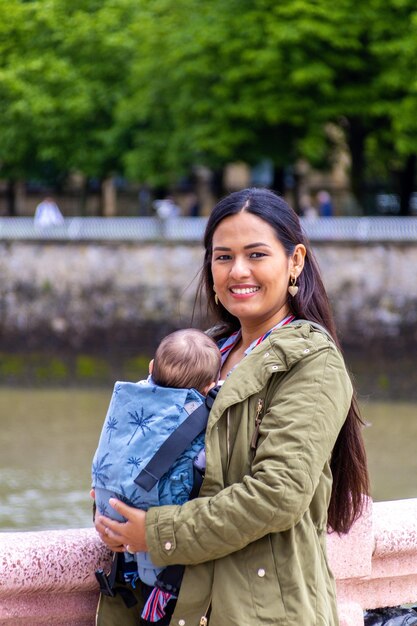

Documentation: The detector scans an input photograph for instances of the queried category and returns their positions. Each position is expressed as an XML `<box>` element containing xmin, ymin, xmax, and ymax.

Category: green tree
<box><xmin>119</xmin><ymin>0</ymin><xmax>417</xmax><ymax>212</ymax></box>
<box><xmin>117</xmin><ymin>0</ymin><xmax>315</xmax><ymax>188</ymax></box>
<box><xmin>1</xmin><ymin>0</ymin><xmax>416</xmax><ymax>214</ymax></box>
<box><xmin>0</xmin><ymin>0</ymin><xmax>137</xmax><ymax>213</ymax></box>
<box><xmin>369</xmin><ymin>0</ymin><xmax>417</xmax><ymax>214</ymax></box>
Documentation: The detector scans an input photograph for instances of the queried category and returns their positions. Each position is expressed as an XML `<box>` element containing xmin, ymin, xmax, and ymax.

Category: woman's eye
<box><xmin>215</xmin><ymin>254</ymin><xmax>232</xmax><ymax>261</ymax></box>
<box><xmin>250</xmin><ymin>252</ymin><xmax>266</xmax><ymax>259</ymax></box>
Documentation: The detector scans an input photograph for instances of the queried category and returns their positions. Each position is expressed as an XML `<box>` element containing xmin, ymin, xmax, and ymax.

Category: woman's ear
<box><xmin>291</xmin><ymin>244</ymin><xmax>306</xmax><ymax>277</ymax></box>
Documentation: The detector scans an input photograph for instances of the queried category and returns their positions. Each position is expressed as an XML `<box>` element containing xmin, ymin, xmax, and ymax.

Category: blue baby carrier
<box><xmin>92</xmin><ymin>379</ymin><xmax>212</xmax><ymax>515</ymax></box>
<box><xmin>92</xmin><ymin>379</ymin><xmax>218</xmax><ymax>616</ymax></box>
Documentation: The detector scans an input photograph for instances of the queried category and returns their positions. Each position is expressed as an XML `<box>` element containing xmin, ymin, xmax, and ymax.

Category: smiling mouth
<box><xmin>230</xmin><ymin>286</ymin><xmax>260</xmax><ymax>295</ymax></box>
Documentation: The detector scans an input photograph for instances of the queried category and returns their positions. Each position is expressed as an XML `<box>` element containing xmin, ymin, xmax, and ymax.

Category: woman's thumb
<box><xmin>109</xmin><ymin>497</ymin><xmax>128</xmax><ymax>516</ymax></box>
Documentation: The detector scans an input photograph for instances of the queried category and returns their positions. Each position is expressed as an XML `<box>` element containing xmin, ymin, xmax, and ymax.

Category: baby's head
<box><xmin>150</xmin><ymin>328</ymin><xmax>221</xmax><ymax>395</ymax></box>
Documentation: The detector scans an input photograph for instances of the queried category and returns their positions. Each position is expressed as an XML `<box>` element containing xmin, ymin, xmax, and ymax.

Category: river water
<box><xmin>0</xmin><ymin>388</ymin><xmax>416</xmax><ymax>531</ymax></box>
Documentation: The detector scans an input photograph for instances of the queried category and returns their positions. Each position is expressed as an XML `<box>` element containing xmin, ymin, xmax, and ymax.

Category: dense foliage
<box><xmin>0</xmin><ymin>0</ymin><xmax>416</xmax><ymax>212</ymax></box>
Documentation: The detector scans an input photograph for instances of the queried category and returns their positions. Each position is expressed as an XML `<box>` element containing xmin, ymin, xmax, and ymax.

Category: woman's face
<box><xmin>211</xmin><ymin>211</ymin><xmax>304</xmax><ymax>330</ymax></box>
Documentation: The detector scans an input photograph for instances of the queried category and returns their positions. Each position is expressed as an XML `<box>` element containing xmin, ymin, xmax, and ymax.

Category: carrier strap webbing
<box><xmin>134</xmin><ymin>385</ymin><xmax>219</xmax><ymax>492</ymax></box>
<box><xmin>155</xmin><ymin>563</ymin><xmax>185</xmax><ymax>595</ymax></box>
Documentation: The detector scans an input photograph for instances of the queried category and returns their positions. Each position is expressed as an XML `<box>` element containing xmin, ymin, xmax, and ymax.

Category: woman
<box><xmin>94</xmin><ymin>188</ymin><xmax>369</xmax><ymax>626</ymax></box>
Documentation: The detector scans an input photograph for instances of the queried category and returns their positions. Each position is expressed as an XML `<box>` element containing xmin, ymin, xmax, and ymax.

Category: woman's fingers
<box><xmin>97</xmin><ymin>500</ymin><xmax>148</xmax><ymax>552</ymax></box>
<box><xmin>95</xmin><ymin>518</ymin><xmax>125</xmax><ymax>551</ymax></box>
<box><xmin>108</xmin><ymin>498</ymin><xmax>134</xmax><ymax>519</ymax></box>
<box><xmin>94</xmin><ymin>513</ymin><xmax>124</xmax><ymax>548</ymax></box>
<box><xmin>99</xmin><ymin>515</ymin><xmax>126</xmax><ymax>539</ymax></box>
<box><xmin>93</xmin><ymin>499</ymin><xmax>148</xmax><ymax>552</ymax></box>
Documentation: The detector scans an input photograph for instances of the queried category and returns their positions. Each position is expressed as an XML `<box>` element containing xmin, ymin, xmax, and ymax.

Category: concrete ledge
<box><xmin>0</xmin><ymin>528</ymin><xmax>111</xmax><ymax>625</ymax></box>
<box><xmin>1</xmin><ymin>499</ymin><xmax>417</xmax><ymax>625</ymax></box>
<box><xmin>338</xmin><ymin>602</ymin><xmax>366</xmax><ymax>626</ymax></box>
<box><xmin>333</xmin><ymin>499</ymin><xmax>417</xmax><ymax>615</ymax></box>
<box><xmin>329</xmin><ymin>498</ymin><xmax>417</xmax><ymax>624</ymax></box>
<box><xmin>327</xmin><ymin>498</ymin><xmax>373</xmax><ymax>580</ymax></box>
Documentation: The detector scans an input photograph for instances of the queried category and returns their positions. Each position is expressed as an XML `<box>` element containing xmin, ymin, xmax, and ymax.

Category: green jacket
<box><xmin>146</xmin><ymin>322</ymin><xmax>353</xmax><ymax>626</ymax></box>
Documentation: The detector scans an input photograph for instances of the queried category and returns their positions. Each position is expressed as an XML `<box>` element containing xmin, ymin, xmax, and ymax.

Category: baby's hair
<box><xmin>152</xmin><ymin>328</ymin><xmax>221</xmax><ymax>394</ymax></box>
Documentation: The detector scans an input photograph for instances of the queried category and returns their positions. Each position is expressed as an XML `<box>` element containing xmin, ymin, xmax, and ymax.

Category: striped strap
<box><xmin>142</xmin><ymin>588</ymin><xmax>174</xmax><ymax>622</ymax></box>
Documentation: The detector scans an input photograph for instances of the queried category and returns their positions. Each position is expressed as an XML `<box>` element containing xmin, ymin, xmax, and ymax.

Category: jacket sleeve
<box><xmin>145</xmin><ymin>343</ymin><xmax>353</xmax><ymax>567</ymax></box>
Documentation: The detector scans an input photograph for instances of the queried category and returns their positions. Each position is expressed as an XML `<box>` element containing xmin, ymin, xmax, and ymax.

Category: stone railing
<box><xmin>1</xmin><ymin>215</ymin><xmax>417</xmax><ymax>242</ymax></box>
<box><xmin>0</xmin><ymin>528</ymin><xmax>111</xmax><ymax>626</ymax></box>
<box><xmin>1</xmin><ymin>498</ymin><xmax>416</xmax><ymax>626</ymax></box>
<box><xmin>330</xmin><ymin>498</ymin><xmax>417</xmax><ymax>625</ymax></box>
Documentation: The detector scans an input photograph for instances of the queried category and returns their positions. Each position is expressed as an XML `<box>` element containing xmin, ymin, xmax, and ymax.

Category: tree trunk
<box><xmin>15</xmin><ymin>181</ymin><xmax>26</xmax><ymax>215</ymax></box>
<box><xmin>75</xmin><ymin>174</ymin><xmax>88</xmax><ymax>217</ymax></box>
<box><xmin>273</xmin><ymin>166</ymin><xmax>285</xmax><ymax>195</ymax></box>
<box><xmin>346</xmin><ymin>118</ymin><xmax>367</xmax><ymax>211</ymax></box>
<box><xmin>210</xmin><ymin>168</ymin><xmax>225</xmax><ymax>200</ymax></box>
<box><xmin>398</xmin><ymin>154</ymin><xmax>416</xmax><ymax>217</ymax></box>
<box><xmin>5</xmin><ymin>180</ymin><xmax>16</xmax><ymax>216</ymax></box>
<box><xmin>102</xmin><ymin>177</ymin><xmax>117</xmax><ymax>217</ymax></box>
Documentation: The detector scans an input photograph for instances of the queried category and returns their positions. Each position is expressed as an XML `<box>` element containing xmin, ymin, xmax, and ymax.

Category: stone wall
<box><xmin>313</xmin><ymin>242</ymin><xmax>417</xmax><ymax>348</ymax></box>
<box><xmin>0</xmin><ymin>242</ymin><xmax>202</xmax><ymax>352</ymax></box>
<box><xmin>0</xmin><ymin>240</ymin><xmax>416</xmax><ymax>354</ymax></box>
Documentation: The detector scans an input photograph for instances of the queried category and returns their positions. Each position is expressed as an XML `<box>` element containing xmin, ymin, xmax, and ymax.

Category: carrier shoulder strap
<box><xmin>134</xmin><ymin>385</ymin><xmax>220</xmax><ymax>492</ymax></box>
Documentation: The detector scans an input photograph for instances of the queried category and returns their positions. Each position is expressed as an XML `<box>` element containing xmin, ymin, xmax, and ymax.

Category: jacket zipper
<box><xmin>250</xmin><ymin>398</ymin><xmax>264</xmax><ymax>452</ymax></box>
<box><xmin>226</xmin><ymin>408</ymin><xmax>231</xmax><ymax>469</ymax></box>
<box><xmin>199</xmin><ymin>597</ymin><xmax>211</xmax><ymax>625</ymax></box>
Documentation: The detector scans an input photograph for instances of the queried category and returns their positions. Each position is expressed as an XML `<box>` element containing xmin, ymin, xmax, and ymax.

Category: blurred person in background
<box><xmin>34</xmin><ymin>197</ymin><xmax>64</xmax><ymax>228</ymax></box>
<box><xmin>317</xmin><ymin>190</ymin><xmax>334</xmax><ymax>217</ymax></box>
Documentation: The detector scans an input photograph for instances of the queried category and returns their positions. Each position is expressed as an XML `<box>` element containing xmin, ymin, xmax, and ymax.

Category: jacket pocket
<box><xmin>244</xmin><ymin>535</ymin><xmax>287</xmax><ymax>623</ymax></box>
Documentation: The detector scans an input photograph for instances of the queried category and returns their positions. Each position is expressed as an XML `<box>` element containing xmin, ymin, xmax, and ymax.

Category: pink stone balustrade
<box><xmin>0</xmin><ymin>498</ymin><xmax>416</xmax><ymax>625</ymax></box>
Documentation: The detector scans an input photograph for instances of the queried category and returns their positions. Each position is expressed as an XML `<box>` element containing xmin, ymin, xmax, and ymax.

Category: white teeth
<box><xmin>231</xmin><ymin>287</ymin><xmax>260</xmax><ymax>294</ymax></box>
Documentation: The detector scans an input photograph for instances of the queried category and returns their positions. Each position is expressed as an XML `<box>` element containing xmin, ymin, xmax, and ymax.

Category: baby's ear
<box><xmin>202</xmin><ymin>381</ymin><xmax>216</xmax><ymax>395</ymax></box>
<box><xmin>149</xmin><ymin>359</ymin><xmax>154</xmax><ymax>375</ymax></box>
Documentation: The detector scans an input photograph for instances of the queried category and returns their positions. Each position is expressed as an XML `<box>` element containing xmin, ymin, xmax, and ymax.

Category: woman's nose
<box><xmin>229</xmin><ymin>256</ymin><xmax>251</xmax><ymax>279</ymax></box>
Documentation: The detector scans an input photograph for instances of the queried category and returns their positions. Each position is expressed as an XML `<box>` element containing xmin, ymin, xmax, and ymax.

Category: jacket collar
<box><xmin>210</xmin><ymin>321</ymin><xmax>334</xmax><ymax>419</ymax></box>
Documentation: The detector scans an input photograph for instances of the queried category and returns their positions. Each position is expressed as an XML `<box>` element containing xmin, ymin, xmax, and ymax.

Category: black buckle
<box><xmin>95</xmin><ymin>557</ymin><xmax>138</xmax><ymax>609</ymax></box>
<box><xmin>95</xmin><ymin>568</ymin><xmax>116</xmax><ymax>597</ymax></box>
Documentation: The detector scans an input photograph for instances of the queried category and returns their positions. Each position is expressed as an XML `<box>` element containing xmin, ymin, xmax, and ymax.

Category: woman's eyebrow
<box><xmin>244</xmin><ymin>242</ymin><xmax>271</xmax><ymax>249</ymax></box>
<box><xmin>213</xmin><ymin>242</ymin><xmax>271</xmax><ymax>251</ymax></box>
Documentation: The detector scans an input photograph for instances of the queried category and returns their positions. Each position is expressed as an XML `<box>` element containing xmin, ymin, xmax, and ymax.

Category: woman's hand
<box><xmin>91</xmin><ymin>489</ymin><xmax>124</xmax><ymax>551</ymax></box>
<box><xmin>94</xmin><ymin>498</ymin><xmax>148</xmax><ymax>554</ymax></box>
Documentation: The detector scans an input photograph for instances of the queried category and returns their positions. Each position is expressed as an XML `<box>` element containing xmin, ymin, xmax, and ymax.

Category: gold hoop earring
<box><xmin>288</xmin><ymin>276</ymin><xmax>298</xmax><ymax>297</ymax></box>
<box><xmin>214</xmin><ymin>289</ymin><xmax>219</xmax><ymax>305</ymax></box>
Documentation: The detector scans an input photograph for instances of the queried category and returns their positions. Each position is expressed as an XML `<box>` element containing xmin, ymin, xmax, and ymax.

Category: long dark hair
<box><xmin>197</xmin><ymin>187</ymin><xmax>369</xmax><ymax>534</ymax></box>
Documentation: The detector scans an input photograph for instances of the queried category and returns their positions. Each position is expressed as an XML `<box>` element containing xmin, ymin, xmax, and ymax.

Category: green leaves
<box><xmin>1</xmin><ymin>0</ymin><xmax>416</xmax><ymax>200</ymax></box>
<box><xmin>0</xmin><ymin>0</ymin><xmax>137</xmax><ymax>179</ymax></box>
